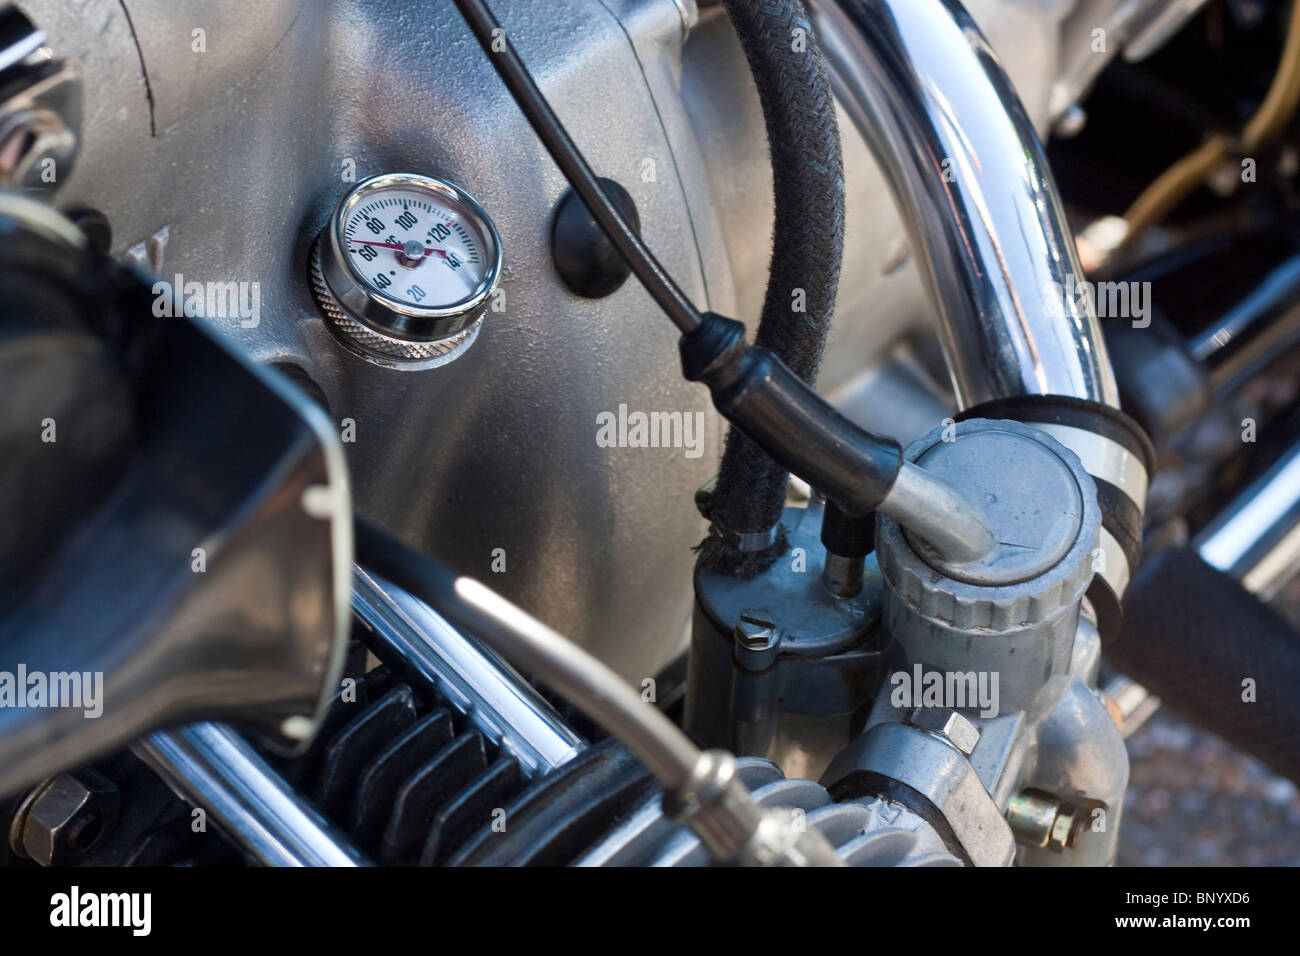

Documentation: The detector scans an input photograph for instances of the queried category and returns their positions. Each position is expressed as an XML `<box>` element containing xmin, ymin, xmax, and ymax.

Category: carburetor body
<box><xmin>686</xmin><ymin>419</ymin><xmax>1129</xmax><ymax>865</ymax></box>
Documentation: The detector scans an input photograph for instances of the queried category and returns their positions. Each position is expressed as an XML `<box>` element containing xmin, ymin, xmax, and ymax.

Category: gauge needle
<box><xmin>347</xmin><ymin>239</ymin><xmax>446</xmax><ymax>257</ymax></box>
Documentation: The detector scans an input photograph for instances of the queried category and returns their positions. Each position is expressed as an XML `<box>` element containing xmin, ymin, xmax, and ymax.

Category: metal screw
<box><xmin>1006</xmin><ymin>790</ymin><xmax>1084</xmax><ymax>852</ymax></box>
<box><xmin>734</xmin><ymin>610</ymin><xmax>778</xmax><ymax>651</ymax></box>
<box><xmin>908</xmin><ymin>706</ymin><xmax>980</xmax><ymax>756</ymax></box>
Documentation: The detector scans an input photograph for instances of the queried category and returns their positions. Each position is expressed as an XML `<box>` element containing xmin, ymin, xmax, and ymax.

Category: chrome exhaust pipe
<box><xmin>135</xmin><ymin>724</ymin><xmax>370</xmax><ymax>867</ymax></box>
<box><xmin>806</xmin><ymin>0</ymin><xmax>1149</xmax><ymax>625</ymax></box>
<box><xmin>807</xmin><ymin>0</ymin><xmax>1119</xmax><ymax>409</ymax></box>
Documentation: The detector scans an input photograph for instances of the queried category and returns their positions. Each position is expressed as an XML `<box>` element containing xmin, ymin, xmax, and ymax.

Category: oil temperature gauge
<box><xmin>311</xmin><ymin>172</ymin><xmax>503</xmax><ymax>366</ymax></box>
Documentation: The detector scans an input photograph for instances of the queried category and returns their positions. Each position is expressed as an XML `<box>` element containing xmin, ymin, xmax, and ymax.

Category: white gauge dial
<box><xmin>316</xmin><ymin>172</ymin><xmax>503</xmax><ymax>349</ymax></box>
<box><xmin>342</xmin><ymin>185</ymin><xmax>488</xmax><ymax>309</ymax></box>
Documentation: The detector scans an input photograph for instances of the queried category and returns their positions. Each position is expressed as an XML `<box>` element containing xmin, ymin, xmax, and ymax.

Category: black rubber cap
<box><xmin>551</xmin><ymin>178</ymin><xmax>640</xmax><ymax>298</ymax></box>
<box><xmin>821</xmin><ymin>500</ymin><xmax>874</xmax><ymax>557</ymax></box>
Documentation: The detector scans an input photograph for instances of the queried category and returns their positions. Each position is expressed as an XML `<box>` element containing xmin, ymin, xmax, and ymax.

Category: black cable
<box><xmin>450</xmin><ymin>0</ymin><xmax>905</xmax><ymax>519</ymax></box>
<box><xmin>451</xmin><ymin>0</ymin><xmax>702</xmax><ymax>334</ymax></box>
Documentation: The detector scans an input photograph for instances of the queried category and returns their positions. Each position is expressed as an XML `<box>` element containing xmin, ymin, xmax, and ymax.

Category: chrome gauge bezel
<box><xmin>321</xmin><ymin>172</ymin><xmax>503</xmax><ymax>342</ymax></box>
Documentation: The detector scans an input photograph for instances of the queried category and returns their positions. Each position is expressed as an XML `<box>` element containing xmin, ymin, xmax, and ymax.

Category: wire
<box><xmin>1121</xmin><ymin>0</ymin><xmax>1300</xmax><ymax>248</ymax></box>
<box><xmin>451</xmin><ymin>0</ymin><xmax>703</xmax><ymax>333</ymax></box>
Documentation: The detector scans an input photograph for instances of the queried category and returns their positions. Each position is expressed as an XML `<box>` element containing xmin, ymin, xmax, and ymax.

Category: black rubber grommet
<box><xmin>550</xmin><ymin>178</ymin><xmax>640</xmax><ymax>299</ymax></box>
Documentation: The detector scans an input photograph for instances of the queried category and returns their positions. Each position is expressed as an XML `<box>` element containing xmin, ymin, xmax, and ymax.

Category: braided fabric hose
<box><xmin>700</xmin><ymin>0</ymin><xmax>847</xmax><ymax>574</ymax></box>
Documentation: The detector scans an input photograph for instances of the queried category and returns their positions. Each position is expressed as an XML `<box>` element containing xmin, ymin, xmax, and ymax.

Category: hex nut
<box><xmin>909</xmin><ymin>707</ymin><xmax>981</xmax><ymax>756</ymax></box>
<box><xmin>1049</xmin><ymin>807</ymin><xmax>1083</xmax><ymax>850</ymax></box>
<box><xmin>1006</xmin><ymin>790</ymin><xmax>1084</xmax><ymax>852</ymax></box>
<box><xmin>19</xmin><ymin>770</ymin><xmax>119</xmax><ymax>866</ymax></box>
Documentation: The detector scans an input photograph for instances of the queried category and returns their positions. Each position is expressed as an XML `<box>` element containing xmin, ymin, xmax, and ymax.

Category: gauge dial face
<box><xmin>317</xmin><ymin>173</ymin><xmax>501</xmax><ymax>352</ymax></box>
<box><xmin>339</xmin><ymin>182</ymin><xmax>493</xmax><ymax>311</ymax></box>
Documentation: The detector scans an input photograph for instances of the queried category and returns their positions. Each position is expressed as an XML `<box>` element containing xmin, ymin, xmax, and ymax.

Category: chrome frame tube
<box><xmin>1196</xmin><ymin>441</ymin><xmax>1300</xmax><ymax>600</ymax></box>
<box><xmin>353</xmin><ymin>568</ymin><xmax>586</xmax><ymax>779</ymax></box>
<box><xmin>135</xmin><ymin>724</ymin><xmax>369</xmax><ymax>867</ymax></box>
<box><xmin>807</xmin><ymin>0</ymin><xmax>1119</xmax><ymax>410</ymax></box>
<box><xmin>132</xmin><ymin>569</ymin><xmax>589</xmax><ymax>869</ymax></box>
<box><xmin>442</xmin><ymin>574</ymin><xmax>701</xmax><ymax>787</ymax></box>
<box><xmin>1188</xmin><ymin>255</ymin><xmax>1300</xmax><ymax>364</ymax></box>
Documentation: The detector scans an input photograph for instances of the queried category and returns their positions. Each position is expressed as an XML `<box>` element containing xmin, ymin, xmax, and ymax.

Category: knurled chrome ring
<box><xmin>310</xmin><ymin>237</ymin><xmax>481</xmax><ymax>370</ymax></box>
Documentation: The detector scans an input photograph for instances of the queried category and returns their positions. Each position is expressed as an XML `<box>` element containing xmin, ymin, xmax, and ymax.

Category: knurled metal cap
<box><xmin>310</xmin><ymin>237</ymin><xmax>481</xmax><ymax>370</ymax></box>
<box><xmin>876</xmin><ymin>419</ymin><xmax>1100</xmax><ymax>631</ymax></box>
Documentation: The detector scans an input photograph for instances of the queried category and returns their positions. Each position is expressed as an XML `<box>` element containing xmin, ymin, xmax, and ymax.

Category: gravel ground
<box><xmin>1119</xmin><ymin>711</ymin><xmax>1300</xmax><ymax>866</ymax></box>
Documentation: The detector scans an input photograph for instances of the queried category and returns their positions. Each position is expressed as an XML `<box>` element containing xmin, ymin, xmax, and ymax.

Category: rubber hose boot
<box><xmin>1108</xmin><ymin>545</ymin><xmax>1300</xmax><ymax>783</ymax></box>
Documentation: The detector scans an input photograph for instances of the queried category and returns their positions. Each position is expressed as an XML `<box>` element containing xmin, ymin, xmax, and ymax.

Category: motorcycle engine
<box><xmin>3</xmin><ymin>0</ymin><xmax>1299</xmax><ymax>869</ymax></box>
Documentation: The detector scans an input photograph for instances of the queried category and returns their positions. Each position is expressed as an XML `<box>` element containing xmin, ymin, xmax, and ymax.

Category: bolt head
<box><xmin>909</xmin><ymin>707</ymin><xmax>981</xmax><ymax>756</ymax></box>
<box><xmin>734</xmin><ymin>618</ymin><xmax>775</xmax><ymax>650</ymax></box>
<box><xmin>20</xmin><ymin>771</ymin><xmax>118</xmax><ymax>866</ymax></box>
